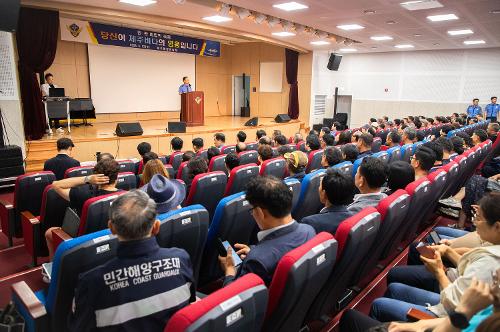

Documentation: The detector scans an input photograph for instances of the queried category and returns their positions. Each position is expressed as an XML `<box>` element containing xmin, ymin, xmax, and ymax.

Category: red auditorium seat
<box><xmin>245</xmin><ymin>142</ymin><xmax>258</xmax><ymax>151</ymax></box>
<box><xmin>306</xmin><ymin>150</ymin><xmax>323</xmax><ymax>173</ymax></box>
<box><xmin>177</xmin><ymin>161</ymin><xmax>191</xmax><ymax>183</ymax></box>
<box><xmin>208</xmin><ymin>154</ymin><xmax>227</xmax><ymax>173</ymax></box>
<box><xmin>238</xmin><ymin>150</ymin><xmax>258</xmax><ymax>165</ymax></box>
<box><xmin>63</xmin><ymin>166</ymin><xmax>93</xmax><ymax>178</ymax></box>
<box><xmin>21</xmin><ymin>184</ymin><xmax>69</xmax><ymax>265</ymax></box>
<box><xmin>291</xmin><ymin>169</ymin><xmax>326</xmax><ymax>221</ymax></box>
<box><xmin>259</xmin><ymin>157</ymin><xmax>286</xmax><ymax>178</ymax></box>
<box><xmin>224</xmin><ymin>164</ymin><xmax>259</xmax><ymax>196</ymax></box>
<box><xmin>169</xmin><ymin>151</ymin><xmax>184</xmax><ymax>171</ymax></box>
<box><xmin>165</xmin><ymin>274</ymin><xmax>268</xmax><ymax>332</ymax></box>
<box><xmin>306</xmin><ymin>207</ymin><xmax>381</xmax><ymax>320</ymax></box>
<box><xmin>0</xmin><ymin>171</ymin><xmax>56</xmax><ymax>246</ymax></box>
<box><xmin>400</xmin><ymin>177</ymin><xmax>433</xmax><ymax>243</ymax></box>
<box><xmin>296</xmin><ymin>141</ymin><xmax>307</xmax><ymax>152</ymax></box>
<box><xmin>117</xmin><ymin>159</ymin><xmax>135</xmax><ymax>173</ymax></box>
<box><xmin>197</xmin><ymin>149</ymin><xmax>208</xmax><ymax>160</ymax></box>
<box><xmin>400</xmin><ymin>144</ymin><xmax>413</xmax><ymax>163</ymax></box>
<box><xmin>221</xmin><ymin>145</ymin><xmax>236</xmax><ymax>154</ymax></box>
<box><xmin>286</xmin><ymin>143</ymin><xmax>298</xmax><ymax>151</ymax></box>
<box><xmin>116</xmin><ymin>172</ymin><xmax>137</xmax><ymax>191</ymax></box>
<box><xmin>263</xmin><ymin>232</ymin><xmax>338</xmax><ymax>332</ymax></box>
<box><xmin>183</xmin><ymin>171</ymin><xmax>227</xmax><ymax>220</ymax></box>
<box><xmin>440</xmin><ymin>161</ymin><xmax>460</xmax><ymax>198</ymax></box>
<box><xmin>387</xmin><ymin>146</ymin><xmax>402</xmax><ymax>163</ymax></box>
<box><xmin>425</xmin><ymin>168</ymin><xmax>449</xmax><ymax>225</ymax></box>
<box><xmin>51</xmin><ymin>191</ymin><xmax>125</xmax><ymax>253</ymax></box>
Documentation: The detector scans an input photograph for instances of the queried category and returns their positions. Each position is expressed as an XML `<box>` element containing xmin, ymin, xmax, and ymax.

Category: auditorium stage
<box><xmin>25</xmin><ymin>116</ymin><xmax>305</xmax><ymax>172</ymax></box>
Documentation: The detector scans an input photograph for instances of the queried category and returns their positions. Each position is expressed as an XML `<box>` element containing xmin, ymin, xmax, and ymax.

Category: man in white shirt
<box><xmin>40</xmin><ymin>73</ymin><xmax>58</xmax><ymax>97</ymax></box>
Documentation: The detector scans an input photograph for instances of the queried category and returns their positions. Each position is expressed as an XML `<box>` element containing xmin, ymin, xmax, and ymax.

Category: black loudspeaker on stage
<box><xmin>167</xmin><ymin>122</ymin><xmax>187</xmax><ymax>133</ymax></box>
<box><xmin>274</xmin><ymin>114</ymin><xmax>291</xmax><ymax>123</ymax></box>
<box><xmin>327</xmin><ymin>53</ymin><xmax>343</xmax><ymax>71</ymax></box>
<box><xmin>115</xmin><ymin>122</ymin><xmax>143</xmax><ymax>137</ymax></box>
<box><xmin>244</xmin><ymin>117</ymin><xmax>258</xmax><ymax>126</ymax></box>
<box><xmin>0</xmin><ymin>0</ymin><xmax>20</xmax><ymax>32</ymax></box>
<box><xmin>0</xmin><ymin>145</ymin><xmax>24</xmax><ymax>178</ymax></box>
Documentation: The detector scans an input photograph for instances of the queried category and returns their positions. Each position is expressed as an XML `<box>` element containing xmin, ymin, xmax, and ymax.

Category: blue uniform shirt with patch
<box><xmin>466</xmin><ymin>105</ymin><xmax>482</xmax><ymax>117</ymax></box>
<box><xmin>485</xmin><ymin>103</ymin><xmax>499</xmax><ymax>118</ymax></box>
<box><xmin>178</xmin><ymin>84</ymin><xmax>192</xmax><ymax>94</ymax></box>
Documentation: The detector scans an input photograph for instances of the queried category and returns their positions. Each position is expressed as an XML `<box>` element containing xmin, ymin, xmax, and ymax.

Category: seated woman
<box><xmin>370</xmin><ymin>192</ymin><xmax>500</xmax><ymax>322</ymax></box>
<box><xmin>141</xmin><ymin>159</ymin><xmax>169</xmax><ymax>185</ymax></box>
<box><xmin>185</xmin><ymin>156</ymin><xmax>208</xmax><ymax>193</ymax></box>
<box><xmin>140</xmin><ymin>174</ymin><xmax>185</xmax><ymax>214</ymax></box>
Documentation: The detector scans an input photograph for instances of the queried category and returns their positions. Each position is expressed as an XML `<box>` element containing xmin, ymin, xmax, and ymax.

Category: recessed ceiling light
<box><xmin>447</xmin><ymin>29</ymin><xmax>473</xmax><ymax>36</ymax></box>
<box><xmin>272</xmin><ymin>31</ymin><xmax>296</xmax><ymax>37</ymax></box>
<box><xmin>386</xmin><ymin>20</ymin><xmax>397</xmax><ymax>25</ymax></box>
<box><xmin>363</xmin><ymin>9</ymin><xmax>376</xmax><ymax>14</ymax></box>
<box><xmin>119</xmin><ymin>0</ymin><xmax>157</xmax><ymax>6</ymax></box>
<box><xmin>273</xmin><ymin>2</ymin><xmax>308</xmax><ymax>11</ymax></box>
<box><xmin>400</xmin><ymin>0</ymin><xmax>443</xmax><ymax>11</ymax></box>
<box><xmin>371</xmin><ymin>36</ymin><xmax>393</xmax><ymax>41</ymax></box>
<box><xmin>202</xmin><ymin>15</ymin><xmax>233</xmax><ymax>23</ymax></box>
<box><xmin>489</xmin><ymin>9</ymin><xmax>500</xmax><ymax>14</ymax></box>
<box><xmin>339</xmin><ymin>48</ymin><xmax>357</xmax><ymax>52</ymax></box>
<box><xmin>337</xmin><ymin>24</ymin><xmax>365</xmax><ymax>30</ymax></box>
<box><xmin>433</xmin><ymin>43</ymin><xmax>440</xmax><ymax>46</ymax></box>
<box><xmin>371</xmin><ymin>46</ymin><xmax>378</xmax><ymax>49</ymax></box>
<box><xmin>310</xmin><ymin>40</ymin><xmax>331</xmax><ymax>45</ymax></box>
<box><xmin>464</xmin><ymin>40</ymin><xmax>485</xmax><ymax>45</ymax></box>
<box><xmin>427</xmin><ymin>14</ymin><xmax>458</xmax><ymax>21</ymax></box>
<box><xmin>414</xmin><ymin>33</ymin><xmax>422</xmax><ymax>37</ymax></box>
<box><xmin>395</xmin><ymin>44</ymin><xmax>414</xmax><ymax>48</ymax></box>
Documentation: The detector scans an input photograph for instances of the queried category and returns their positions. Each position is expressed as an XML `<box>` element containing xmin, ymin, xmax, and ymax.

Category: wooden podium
<box><xmin>181</xmin><ymin>91</ymin><xmax>204</xmax><ymax>126</ymax></box>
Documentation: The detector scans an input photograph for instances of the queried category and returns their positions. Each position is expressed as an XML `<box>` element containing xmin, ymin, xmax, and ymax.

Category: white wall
<box><xmin>311</xmin><ymin>48</ymin><xmax>500</xmax><ymax>128</ymax></box>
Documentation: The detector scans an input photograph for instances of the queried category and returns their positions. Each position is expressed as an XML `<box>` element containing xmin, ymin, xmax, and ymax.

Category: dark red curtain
<box><xmin>285</xmin><ymin>48</ymin><xmax>299</xmax><ymax>119</ymax></box>
<box><xmin>16</xmin><ymin>7</ymin><xmax>59</xmax><ymax>140</ymax></box>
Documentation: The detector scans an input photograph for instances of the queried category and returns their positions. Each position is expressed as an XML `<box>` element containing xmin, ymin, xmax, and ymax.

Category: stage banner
<box><xmin>60</xmin><ymin>17</ymin><xmax>220</xmax><ymax>57</ymax></box>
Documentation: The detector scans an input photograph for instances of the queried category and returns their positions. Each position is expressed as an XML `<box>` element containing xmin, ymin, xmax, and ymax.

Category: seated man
<box><xmin>301</xmin><ymin>169</ymin><xmax>354</xmax><ymax>234</ymax></box>
<box><xmin>257</xmin><ymin>144</ymin><xmax>273</xmax><ymax>166</ymax></box>
<box><xmin>206</xmin><ymin>146</ymin><xmax>220</xmax><ymax>164</ymax></box>
<box><xmin>256</xmin><ymin>129</ymin><xmax>267</xmax><ymax>141</ymax></box>
<box><xmin>214</xmin><ymin>133</ymin><xmax>226</xmax><ymax>150</ymax></box>
<box><xmin>412</xmin><ymin>145</ymin><xmax>436</xmax><ymax>180</ymax></box>
<box><xmin>320</xmin><ymin>134</ymin><xmax>335</xmax><ymax>149</ymax></box>
<box><xmin>44</xmin><ymin>138</ymin><xmax>80</xmax><ymax>180</ymax></box>
<box><xmin>402</xmin><ymin>127</ymin><xmax>417</xmax><ymax>145</ymax></box>
<box><xmin>356</xmin><ymin>133</ymin><xmax>374</xmax><ymax>158</ymax></box>
<box><xmin>472</xmin><ymin>129</ymin><xmax>489</xmax><ymax>146</ymax></box>
<box><xmin>45</xmin><ymin>158</ymin><xmax>122</xmax><ymax>258</ymax></box>
<box><xmin>137</xmin><ymin>141</ymin><xmax>151</xmax><ymax>170</ymax></box>
<box><xmin>342</xmin><ymin>144</ymin><xmax>359</xmax><ymax>163</ymax></box>
<box><xmin>424</xmin><ymin>141</ymin><xmax>445</xmax><ymax>173</ymax></box>
<box><xmin>166</xmin><ymin>137</ymin><xmax>183</xmax><ymax>161</ymax></box>
<box><xmin>219</xmin><ymin>176</ymin><xmax>315</xmax><ymax>286</ymax></box>
<box><xmin>321</xmin><ymin>146</ymin><xmax>343</xmax><ymax>168</ymax></box>
<box><xmin>236</xmin><ymin>130</ymin><xmax>247</xmax><ymax>143</ymax></box>
<box><xmin>306</xmin><ymin>134</ymin><xmax>321</xmax><ymax>152</ymax></box>
<box><xmin>69</xmin><ymin>190</ymin><xmax>194</xmax><ymax>331</ymax></box>
<box><xmin>235</xmin><ymin>142</ymin><xmax>246</xmax><ymax>153</ymax></box>
<box><xmin>274</xmin><ymin>134</ymin><xmax>287</xmax><ymax>148</ymax></box>
<box><xmin>284</xmin><ymin>151</ymin><xmax>308</xmax><ymax>182</ymax></box>
<box><xmin>225</xmin><ymin>153</ymin><xmax>240</xmax><ymax>175</ymax></box>
<box><xmin>381</xmin><ymin>131</ymin><xmax>401</xmax><ymax>151</ymax></box>
<box><xmin>348</xmin><ymin>157</ymin><xmax>387</xmax><ymax>213</ymax></box>
<box><xmin>435</xmin><ymin>137</ymin><xmax>453</xmax><ymax>165</ymax></box>
<box><xmin>192</xmin><ymin>137</ymin><xmax>204</xmax><ymax>154</ymax></box>
<box><xmin>487</xmin><ymin>122</ymin><xmax>499</xmax><ymax>142</ymax></box>
<box><xmin>258</xmin><ymin>136</ymin><xmax>272</xmax><ymax>146</ymax></box>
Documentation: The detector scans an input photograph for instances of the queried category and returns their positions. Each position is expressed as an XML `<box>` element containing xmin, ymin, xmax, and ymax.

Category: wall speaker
<box><xmin>274</xmin><ymin>114</ymin><xmax>291</xmax><ymax>123</ymax></box>
<box><xmin>0</xmin><ymin>145</ymin><xmax>24</xmax><ymax>178</ymax></box>
<box><xmin>327</xmin><ymin>53</ymin><xmax>342</xmax><ymax>71</ymax></box>
<box><xmin>116</xmin><ymin>122</ymin><xmax>143</xmax><ymax>137</ymax></box>
<box><xmin>167</xmin><ymin>121</ymin><xmax>186</xmax><ymax>133</ymax></box>
<box><xmin>244</xmin><ymin>117</ymin><xmax>258</xmax><ymax>126</ymax></box>
<box><xmin>0</xmin><ymin>0</ymin><xmax>20</xmax><ymax>32</ymax></box>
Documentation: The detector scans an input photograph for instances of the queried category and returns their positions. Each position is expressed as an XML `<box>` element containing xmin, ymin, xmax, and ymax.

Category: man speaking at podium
<box><xmin>178</xmin><ymin>76</ymin><xmax>192</xmax><ymax>95</ymax></box>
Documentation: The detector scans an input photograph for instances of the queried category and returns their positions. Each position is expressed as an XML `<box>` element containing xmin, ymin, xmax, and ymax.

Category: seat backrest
<box><xmin>292</xmin><ymin>169</ymin><xmax>326</xmax><ymax>221</ymax></box>
<box><xmin>400</xmin><ymin>144</ymin><xmax>414</xmax><ymax>163</ymax></box>
<box><xmin>197</xmin><ymin>149</ymin><xmax>208</xmax><ymax>160</ymax></box>
<box><xmin>39</xmin><ymin>185</ymin><xmax>69</xmax><ymax>229</ymax></box>
<box><xmin>164</xmin><ymin>274</ymin><xmax>268</xmax><ymax>332</ymax></box>
<box><xmin>246</xmin><ymin>142</ymin><xmax>258</xmax><ymax>151</ymax></box>
<box><xmin>116</xmin><ymin>172</ymin><xmax>137</xmax><ymax>191</ymax></box>
<box><xmin>412</xmin><ymin>141</ymin><xmax>423</xmax><ymax>154</ymax></box>
<box><xmin>225</xmin><ymin>164</ymin><xmax>259</xmax><ymax>196</ymax></box>
<box><xmin>238</xmin><ymin>150</ymin><xmax>259</xmax><ymax>165</ymax></box>
<box><xmin>401</xmin><ymin>177</ymin><xmax>433</xmax><ymax>242</ymax></box>
<box><xmin>14</xmin><ymin>172</ymin><xmax>56</xmax><ymax>234</ymax></box>
<box><xmin>259</xmin><ymin>157</ymin><xmax>286</xmax><ymax>179</ymax></box>
<box><xmin>331</xmin><ymin>161</ymin><xmax>352</xmax><ymax>178</ymax></box>
<box><xmin>156</xmin><ymin>205</ymin><xmax>209</xmax><ymax>285</ymax></box>
<box><xmin>222</xmin><ymin>145</ymin><xmax>236</xmax><ymax>154</ymax></box>
<box><xmin>64</xmin><ymin>166</ymin><xmax>93</xmax><ymax>178</ymax></box>
<box><xmin>165</xmin><ymin>164</ymin><xmax>175</xmax><ymax>179</ymax></box>
<box><xmin>169</xmin><ymin>152</ymin><xmax>184</xmax><ymax>171</ymax></box>
<box><xmin>286</xmin><ymin>143</ymin><xmax>298</xmax><ymax>151</ymax></box>
<box><xmin>264</xmin><ymin>233</ymin><xmax>338</xmax><ymax>332</ymax></box>
<box><xmin>306</xmin><ymin>207</ymin><xmax>381</xmax><ymax>320</ymax></box>
<box><xmin>372</xmin><ymin>151</ymin><xmax>389</xmax><ymax>165</ymax></box>
<box><xmin>387</xmin><ymin>146</ymin><xmax>401</xmax><ymax>163</ymax></box>
<box><xmin>117</xmin><ymin>160</ymin><xmax>135</xmax><ymax>173</ymax></box>
<box><xmin>79</xmin><ymin>192</ymin><xmax>126</xmax><ymax>235</ymax></box>
<box><xmin>209</xmin><ymin>154</ymin><xmax>227</xmax><ymax>173</ymax></box>
<box><xmin>352</xmin><ymin>157</ymin><xmax>365</xmax><ymax>178</ymax></box>
<box><xmin>184</xmin><ymin>171</ymin><xmax>228</xmax><ymax>220</ymax></box>
<box><xmin>137</xmin><ymin>160</ymin><xmax>144</xmax><ymax>174</ymax></box>
<box><xmin>441</xmin><ymin>161</ymin><xmax>460</xmax><ymax>198</ymax></box>
<box><xmin>201</xmin><ymin>193</ymin><xmax>257</xmax><ymax>286</ymax></box>
<box><xmin>46</xmin><ymin>229</ymin><xmax>118</xmax><ymax>332</ymax></box>
<box><xmin>297</xmin><ymin>141</ymin><xmax>307</xmax><ymax>152</ymax></box>
<box><xmin>176</xmin><ymin>161</ymin><xmax>192</xmax><ymax>184</ymax></box>
<box><xmin>284</xmin><ymin>178</ymin><xmax>301</xmax><ymax>211</ymax></box>
<box><xmin>306</xmin><ymin>150</ymin><xmax>323</xmax><ymax>173</ymax></box>
<box><xmin>371</xmin><ymin>137</ymin><xmax>382</xmax><ymax>152</ymax></box>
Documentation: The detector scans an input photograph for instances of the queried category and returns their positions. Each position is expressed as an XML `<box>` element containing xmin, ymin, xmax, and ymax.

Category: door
<box><xmin>232</xmin><ymin>75</ymin><xmax>251</xmax><ymax>116</ymax></box>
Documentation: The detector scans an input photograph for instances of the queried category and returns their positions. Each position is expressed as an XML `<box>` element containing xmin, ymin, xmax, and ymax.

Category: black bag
<box><xmin>0</xmin><ymin>303</ymin><xmax>25</xmax><ymax>332</ymax></box>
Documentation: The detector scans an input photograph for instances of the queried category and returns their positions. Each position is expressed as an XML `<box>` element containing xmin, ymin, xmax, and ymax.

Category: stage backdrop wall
<box><xmin>311</xmin><ymin>48</ymin><xmax>500</xmax><ymax>128</ymax></box>
<box><xmin>88</xmin><ymin>44</ymin><xmax>195</xmax><ymax>113</ymax></box>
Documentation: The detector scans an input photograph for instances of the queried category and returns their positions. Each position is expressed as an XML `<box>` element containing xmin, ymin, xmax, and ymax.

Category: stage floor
<box><xmin>26</xmin><ymin>116</ymin><xmax>304</xmax><ymax>171</ymax></box>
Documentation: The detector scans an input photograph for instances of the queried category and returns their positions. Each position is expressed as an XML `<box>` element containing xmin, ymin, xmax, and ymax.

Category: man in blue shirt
<box><xmin>178</xmin><ymin>76</ymin><xmax>192</xmax><ymax>94</ymax></box>
<box><xmin>485</xmin><ymin>96</ymin><xmax>499</xmax><ymax>122</ymax></box>
<box><xmin>70</xmin><ymin>190</ymin><xmax>194</xmax><ymax>331</ymax></box>
<box><xmin>219</xmin><ymin>176</ymin><xmax>315</xmax><ymax>286</ymax></box>
<box><xmin>466</xmin><ymin>98</ymin><xmax>482</xmax><ymax>119</ymax></box>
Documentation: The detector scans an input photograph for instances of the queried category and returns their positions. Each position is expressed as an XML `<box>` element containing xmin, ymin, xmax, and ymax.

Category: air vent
<box><xmin>313</xmin><ymin>95</ymin><xmax>327</xmax><ymax>116</ymax></box>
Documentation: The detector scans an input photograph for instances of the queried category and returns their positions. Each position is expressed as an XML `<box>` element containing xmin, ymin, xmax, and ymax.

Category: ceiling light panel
<box><xmin>395</xmin><ymin>44</ymin><xmax>414</xmax><ymax>48</ymax></box>
<box><xmin>339</xmin><ymin>48</ymin><xmax>357</xmax><ymax>52</ymax></box>
<box><xmin>310</xmin><ymin>40</ymin><xmax>330</xmax><ymax>45</ymax></box>
<box><xmin>427</xmin><ymin>14</ymin><xmax>458</xmax><ymax>21</ymax></box>
<box><xmin>272</xmin><ymin>31</ymin><xmax>296</xmax><ymax>37</ymax></box>
<box><xmin>370</xmin><ymin>36</ymin><xmax>393</xmax><ymax>41</ymax></box>
<box><xmin>337</xmin><ymin>24</ymin><xmax>364</xmax><ymax>30</ymax></box>
<box><xmin>463</xmin><ymin>40</ymin><xmax>485</xmax><ymax>45</ymax></box>
<box><xmin>447</xmin><ymin>29</ymin><xmax>473</xmax><ymax>36</ymax></box>
<box><xmin>273</xmin><ymin>2</ymin><xmax>308</xmax><ymax>11</ymax></box>
<box><xmin>400</xmin><ymin>0</ymin><xmax>443</xmax><ymax>11</ymax></box>
<box><xmin>203</xmin><ymin>15</ymin><xmax>233</xmax><ymax>23</ymax></box>
<box><xmin>119</xmin><ymin>0</ymin><xmax>157</xmax><ymax>6</ymax></box>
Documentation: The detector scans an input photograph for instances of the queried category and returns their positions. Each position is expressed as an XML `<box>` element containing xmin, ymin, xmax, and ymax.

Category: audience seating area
<box><xmin>0</xmin><ymin>119</ymin><xmax>495</xmax><ymax>332</ymax></box>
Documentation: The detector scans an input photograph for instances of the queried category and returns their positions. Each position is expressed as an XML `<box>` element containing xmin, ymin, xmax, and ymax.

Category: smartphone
<box><xmin>217</xmin><ymin>238</ymin><xmax>242</xmax><ymax>266</ymax></box>
<box><xmin>429</xmin><ymin>231</ymin><xmax>441</xmax><ymax>245</ymax></box>
<box><xmin>416</xmin><ymin>242</ymin><xmax>435</xmax><ymax>259</ymax></box>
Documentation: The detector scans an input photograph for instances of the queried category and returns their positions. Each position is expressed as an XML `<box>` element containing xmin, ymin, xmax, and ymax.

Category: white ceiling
<box><xmin>30</xmin><ymin>0</ymin><xmax>500</xmax><ymax>53</ymax></box>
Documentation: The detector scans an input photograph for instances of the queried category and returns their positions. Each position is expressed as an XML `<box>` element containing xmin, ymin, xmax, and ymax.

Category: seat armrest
<box><xmin>21</xmin><ymin>211</ymin><xmax>41</xmax><ymax>265</ymax></box>
<box><xmin>0</xmin><ymin>198</ymin><xmax>14</xmax><ymax>209</ymax></box>
<box><xmin>0</xmin><ymin>198</ymin><xmax>15</xmax><ymax>246</ymax></box>
<box><xmin>51</xmin><ymin>228</ymin><xmax>72</xmax><ymax>253</ymax></box>
<box><xmin>11</xmin><ymin>281</ymin><xmax>47</xmax><ymax>318</ymax></box>
<box><xmin>406</xmin><ymin>308</ymin><xmax>435</xmax><ymax>321</ymax></box>
<box><xmin>21</xmin><ymin>211</ymin><xmax>40</xmax><ymax>225</ymax></box>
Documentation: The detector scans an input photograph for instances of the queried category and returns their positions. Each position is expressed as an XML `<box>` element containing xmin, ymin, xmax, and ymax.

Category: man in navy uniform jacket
<box><xmin>69</xmin><ymin>190</ymin><xmax>194</xmax><ymax>331</ymax></box>
<box><xmin>219</xmin><ymin>176</ymin><xmax>315</xmax><ymax>286</ymax></box>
